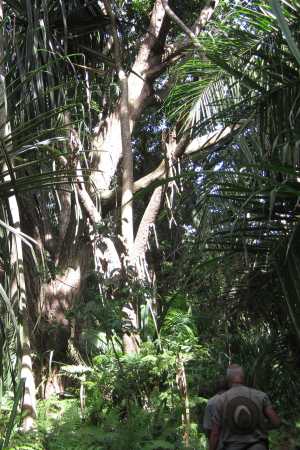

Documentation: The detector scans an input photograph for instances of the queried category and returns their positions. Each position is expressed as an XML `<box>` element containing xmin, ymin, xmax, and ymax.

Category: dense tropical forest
<box><xmin>0</xmin><ymin>0</ymin><xmax>300</xmax><ymax>448</ymax></box>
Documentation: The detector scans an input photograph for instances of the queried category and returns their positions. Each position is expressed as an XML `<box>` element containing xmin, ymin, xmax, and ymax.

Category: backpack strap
<box><xmin>242</xmin><ymin>439</ymin><xmax>269</xmax><ymax>450</ymax></box>
<box><xmin>222</xmin><ymin>439</ymin><xmax>269</xmax><ymax>450</ymax></box>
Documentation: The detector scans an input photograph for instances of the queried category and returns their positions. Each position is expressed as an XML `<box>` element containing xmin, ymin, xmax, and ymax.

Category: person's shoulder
<box><xmin>207</xmin><ymin>395</ymin><xmax>217</xmax><ymax>406</ymax></box>
<box><xmin>213</xmin><ymin>390</ymin><xmax>228</xmax><ymax>408</ymax></box>
<box><xmin>225</xmin><ymin>385</ymin><xmax>247</xmax><ymax>396</ymax></box>
<box><xmin>248</xmin><ymin>386</ymin><xmax>269</xmax><ymax>400</ymax></box>
<box><xmin>223</xmin><ymin>384</ymin><xmax>262</xmax><ymax>399</ymax></box>
<box><xmin>207</xmin><ymin>392</ymin><xmax>223</xmax><ymax>406</ymax></box>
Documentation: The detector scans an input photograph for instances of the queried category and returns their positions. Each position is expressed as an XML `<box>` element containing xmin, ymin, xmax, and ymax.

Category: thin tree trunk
<box><xmin>0</xmin><ymin>0</ymin><xmax>36</xmax><ymax>429</ymax></box>
<box><xmin>176</xmin><ymin>355</ymin><xmax>190</xmax><ymax>447</ymax></box>
<box><xmin>104</xmin><ymin>0</ymin><xmax>139</xmax><ymax>353</ymax></box>
<box><xmin>9</xmin><ymin>197</ymin><xmax>37</xmax><ymax>430</ymax></box>
<box><xmin>119</xmin><ymin>72</ymin><xmax>134</xmax><ymax>256</ymax></box>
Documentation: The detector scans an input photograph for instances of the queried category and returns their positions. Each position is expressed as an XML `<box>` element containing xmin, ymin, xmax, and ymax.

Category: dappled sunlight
<box><xmin>42</xmin><ymin>266</ymin><xmax>81</xmax><ymax>326</ymax></box>
<box><xmin>1</xmin><ymin>0</ymin><xmax>300</xmax><ymax>449</ymax></box>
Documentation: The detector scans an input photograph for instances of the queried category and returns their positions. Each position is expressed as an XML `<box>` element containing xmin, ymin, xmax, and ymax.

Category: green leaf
<box><xmin>143</xmin><ymin>440</ymin><xmax>174</xmax><ymax>450</ymax></box>
<box><xmin>271</xmin><ymin>0</ymin><xmax>300</xmax><ymax>66</ymax></box>
<box><xmin>0</xmin><ymin>284</ymin><xmax>18</xmax><ymax>331</ymax></box>
<box><xmin>1</xmin><ymin>378</ymin><xmax>25</xmax><ymax>449</ymax></box>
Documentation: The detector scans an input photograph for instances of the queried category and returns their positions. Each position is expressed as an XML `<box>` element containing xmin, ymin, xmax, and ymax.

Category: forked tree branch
<box><xmin>101</xmin><ymin>124</ymin><xmax>240</xmax><ymax>206</ymax></box>
<box><xmin>161</xmin><ymin>0</ymin><xmax>201</xmax><ymax>47</ymax></box>
<box><xmin>146</xmin><ymin>0</ymin><xmax>219</xmax><ymax>79</ymax></box>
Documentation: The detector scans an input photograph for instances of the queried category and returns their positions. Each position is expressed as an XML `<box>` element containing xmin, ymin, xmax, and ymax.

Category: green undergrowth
<box><xmin>6</xmin><ymin>398</ymin><xmax>106</xmax><ymax>450</ymax></box>
<box><xmin>270</xmin><ymin>419</ymin><xmax>300</xmax><ymax>450</ymax></box>
<box><xmin>2</xmin><ymin>397</ymin><xmax>300</xmax><ymax>450</ymax></box>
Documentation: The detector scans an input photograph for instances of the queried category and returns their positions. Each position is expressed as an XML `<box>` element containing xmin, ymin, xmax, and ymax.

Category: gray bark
<box><xmin>91</xmin><ymin>0</ymin><xmax>167</xmax><ymax>191</ymax></box>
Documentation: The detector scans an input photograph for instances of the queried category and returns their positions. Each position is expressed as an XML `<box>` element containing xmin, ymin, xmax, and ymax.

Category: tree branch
<box><xmin>161</xmin><ymin>0</ymin><xmax>201</xmax><ymax>47</ymax></box>
<box><xmin>104</xmin><ymin>0</ymin><xmax>134</xmax><ymax>251</ymax></box>
<box><xmin>91</xmin><ymin>0</ymin><xmax>167</xmax><ymax>191</ymax></box>
<box><xmin>92</xmin><ymin>0</ymin><xmax>219</xmax><ymax>194</ymax></box>
<box><xmin>134</xmin><ymin>185</ymin><xmax>163</xmax><ymax>258</ymax></box>
<box><xmin>102</xmin><ymin>125</ymin><xmax>240</xmax><ymax>207</ymax></box>
<box><xmin>147</xmin><ymin>0</ymin><xmax>219</xmax><ymax>79</ymax></box>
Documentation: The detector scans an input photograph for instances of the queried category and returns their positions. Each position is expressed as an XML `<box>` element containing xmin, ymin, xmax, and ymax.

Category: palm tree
<box><xmin>166</xmin><ymin>0</ymin><xmax>300</xmax><ymax>369</ymax></box>
<box><xmin>0</xmin><ymin>0</ymin><xmax>92</xmax><ymax>428</ymax></box>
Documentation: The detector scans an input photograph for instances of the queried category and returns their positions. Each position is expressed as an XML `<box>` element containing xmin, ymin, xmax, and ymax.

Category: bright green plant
<box><xmin>0</xmin><ymin>379</ymin><xmax>24</xmax><ymax>450</ymax></box>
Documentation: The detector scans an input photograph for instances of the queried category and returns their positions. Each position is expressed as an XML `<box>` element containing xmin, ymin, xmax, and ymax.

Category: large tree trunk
<box><xmin>89</xmin><ymin>0</ymin><xmax>220</xmax><ymax>353</ymax></box>
<box><xmin>5</xmin><ymin>0</ymin><xmax>221</xmax><ymax>380</ymax></box>
<box><xmin>19</xmin><ymin>187</ymin><xmax>93</xmax><ymax>397</ymax></box>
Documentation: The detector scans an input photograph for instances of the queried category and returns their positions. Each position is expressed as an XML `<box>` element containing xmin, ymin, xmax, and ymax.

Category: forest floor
<box><xmin>2</xmin><ymin>397</ymin><xmax>300</xmax><ymax>450</ymax></box>
<box><xmin>3</xmin><ymin>398</ymin><xmax>104</xmax><ymax>450</ymax></box>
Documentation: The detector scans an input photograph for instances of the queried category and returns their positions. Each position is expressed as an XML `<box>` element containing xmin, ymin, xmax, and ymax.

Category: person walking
<box><xmin>209</xmin><ymin>364</ymin><xmax>281</xmax><ymax>450</ymax></box>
